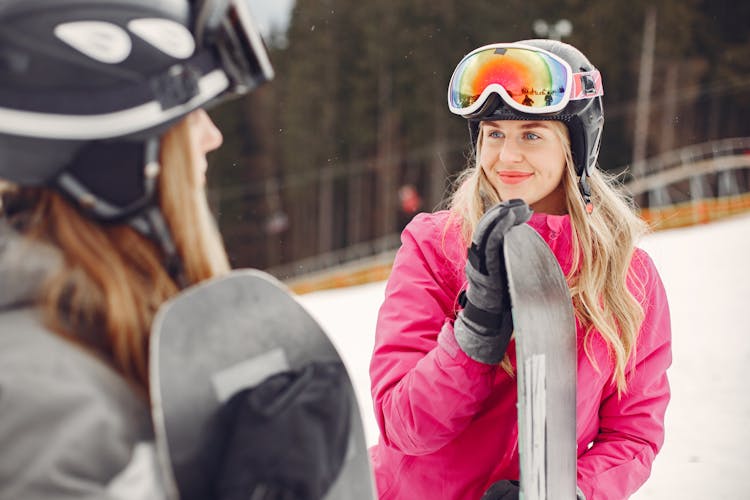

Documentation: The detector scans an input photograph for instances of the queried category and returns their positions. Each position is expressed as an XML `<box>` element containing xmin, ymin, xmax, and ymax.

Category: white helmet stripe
<box><xmin>0</xmin><ymin>70</ymin><xmax>229</xmax><ymax>140</ymax></box>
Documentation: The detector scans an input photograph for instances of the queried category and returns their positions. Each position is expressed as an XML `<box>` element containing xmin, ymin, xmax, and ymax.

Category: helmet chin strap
<box><xmin>128</xmin><ymin>205</ymin><xmax>187</xmax><ymax>288</ymax></box>
<box><xmin>55</xmin><ymin>138</ymin><xmax>188</xmax><ymax>287</ymax></box>
<box><xmin>578</xmin><ymin>170</ymin><xmax>594</xmax><ymax>214</ymax></box>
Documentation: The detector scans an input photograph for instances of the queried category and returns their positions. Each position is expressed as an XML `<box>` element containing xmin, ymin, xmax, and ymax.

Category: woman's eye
<box><xmin>488</xmin><ymin>130</ymin><xmax>503</xmax><ymax>139</ymax></box>
<box><xmin>524</xmin><ymin>132</ymin><xmax>540</xmax><ymax>140</ymax></box>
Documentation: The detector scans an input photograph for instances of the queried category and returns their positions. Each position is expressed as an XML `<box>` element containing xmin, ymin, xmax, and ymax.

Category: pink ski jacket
<box><xmin>369</xmin><ymin>211</ymin><xmax>671</xmax><ymax>500</ymax></box>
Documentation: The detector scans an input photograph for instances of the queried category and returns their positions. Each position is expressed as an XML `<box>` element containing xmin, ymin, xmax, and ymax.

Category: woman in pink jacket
<box><xmin>369</xmin><ymin>40</ymin><xmax>671</xmax><ymax>499</ymax></box>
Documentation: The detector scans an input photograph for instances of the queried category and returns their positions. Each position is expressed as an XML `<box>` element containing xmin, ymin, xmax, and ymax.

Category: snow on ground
<box><xmin>297</xmin><ymin>212</ymin><xmax>750</xmax><ymax>499</ymax></box>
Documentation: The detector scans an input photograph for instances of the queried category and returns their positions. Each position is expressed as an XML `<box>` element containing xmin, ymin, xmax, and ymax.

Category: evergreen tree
<box><xmin>208</xmin><ymin>0</ymin><xmax>750</xmax><ymax>272</ymax></box>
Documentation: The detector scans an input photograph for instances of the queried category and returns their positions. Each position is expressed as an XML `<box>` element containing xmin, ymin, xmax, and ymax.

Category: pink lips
<box><xmin>497</xmin><ymin>171</ymin><xmax>533</xmax><ymax>185</ymax></box>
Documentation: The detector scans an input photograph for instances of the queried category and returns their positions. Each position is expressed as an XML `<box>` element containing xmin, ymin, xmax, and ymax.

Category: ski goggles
<box><xmin>448</xmin><ymin>43</ymin><xmax>603</xmax><ymax>118</ymax></box>
<box><xmin>194</xmin><ymin>0</ymin><xmax>275</xmax><ymax>95</ymax></box>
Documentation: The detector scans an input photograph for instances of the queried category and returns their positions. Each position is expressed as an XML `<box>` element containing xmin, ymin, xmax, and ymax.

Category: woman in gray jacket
<box><xmin>0</xmin><ymin>1</ymin><xmax>274</xmax><ymax>498</ymax></box>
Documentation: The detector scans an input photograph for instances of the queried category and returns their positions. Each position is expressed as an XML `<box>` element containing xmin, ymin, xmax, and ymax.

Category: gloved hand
<box><xmin>481</xmin><ymin>480</ymin><xmax>519</xmax><ymax>500</ymax></box>
<box><xmin>212</xmin><ymin>361</ymin><xmax>351</xmax><ymax>500</ymax></box>
<box><xmin>482</xmin><ymin>480</ymin><xmax>587</xmax><ymax>500</ymax></box>
<box><xmin>454</xmin><ymin>199</ymin><xmax>532</xmax><ymax>364</ymax></box>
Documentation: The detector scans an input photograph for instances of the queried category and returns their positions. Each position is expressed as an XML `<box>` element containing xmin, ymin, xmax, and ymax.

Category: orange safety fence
<box><xmin>639</xmin><ymin>192</ymin><xmax>750</xmax><ymax>231</ymax></box>
<box><xmin>288</xmin><ymin>261</ymin><xmax>394</xmax><ymax>295</ymax></box>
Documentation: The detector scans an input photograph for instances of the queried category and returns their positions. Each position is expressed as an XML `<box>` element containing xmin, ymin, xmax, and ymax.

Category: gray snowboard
<box><xmin>505</xmin><ymin>224</ymin><xmax>577</xmax><ymax>500</ymax></box>
<box><xmin>149</xmin><ymin>269</ymin><xmax>375</xmax><ymax>500</ymax></box>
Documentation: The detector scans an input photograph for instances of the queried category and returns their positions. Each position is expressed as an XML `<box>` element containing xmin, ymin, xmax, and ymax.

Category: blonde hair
<box><xmin>9</xmin><ymin>115</ymin><xmax>229</xmax><ymax>395</ymax></box>
<box><xmin>449</xmin><ymin>121</ymin><xmax>648</xmax><ymax>393</ymax></box>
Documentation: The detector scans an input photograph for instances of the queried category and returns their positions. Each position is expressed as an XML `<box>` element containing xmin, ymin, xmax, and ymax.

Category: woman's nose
<box><xmin>498</xmin><ymin>139</ymin><xmax>523</xmax><ymax>163</ymax></box>
<box><xmin>194</xmin><ymin>108</ymin><xmax>223</xmax><ymax>153</ymax></box>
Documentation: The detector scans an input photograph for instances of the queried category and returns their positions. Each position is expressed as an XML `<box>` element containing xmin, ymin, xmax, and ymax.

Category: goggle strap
<box><xmin>571</xmin><ymin>70</ymin><xmax>603</xmax><ymax>101</ymax></box>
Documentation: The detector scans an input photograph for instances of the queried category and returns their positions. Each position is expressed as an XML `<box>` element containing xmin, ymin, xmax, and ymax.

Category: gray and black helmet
<box><xmin>0</xmin><ymin>0</ymin><xmax>273</xmax><ymax>224</ymax></box>
<box><xmin>0</xmin><ymin>0</ymin><xmax>273</xmax><ymax>277</ymax></box>
<box><xmin>461</xmin><ymin>39</ymin><xmax>604</xmax><ymax>178</ymax></box>
<box><xmin>449</xmin><ymin>39</ymin><xmax>604</xmax><ymax>210</ymax></box>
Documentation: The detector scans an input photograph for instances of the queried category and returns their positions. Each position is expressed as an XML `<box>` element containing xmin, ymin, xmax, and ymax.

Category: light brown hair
<box><xmin>449</xmin><ymin>121</ymin><xmax>648</xmax><ymax>393</ymax></box>
<box><xmin>12</xmin><ymin>114</ymin><xmax>229</xmax><ymax>395</ymax></box>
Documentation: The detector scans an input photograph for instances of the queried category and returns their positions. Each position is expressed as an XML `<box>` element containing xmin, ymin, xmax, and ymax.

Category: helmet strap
<box><xmin>129</xmin><ymin>206</ymin><xmax>187</xmax><ymax>288</ymax></box>
<box><xmin>55</xmin><ymin>138</ymin><xmax>188</xmax><ymax>286</ymax></box>
<box><xmin>578</xmin><ymin>172</ymin><xmax>594</xmax><ymax>214</ymax></box>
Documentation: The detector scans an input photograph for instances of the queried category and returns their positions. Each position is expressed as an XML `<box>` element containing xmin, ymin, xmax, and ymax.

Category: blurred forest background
<box><xmin>207</xmin><ymin>0</ymin><xmax>750</xmax><ymax>278</ymax></box>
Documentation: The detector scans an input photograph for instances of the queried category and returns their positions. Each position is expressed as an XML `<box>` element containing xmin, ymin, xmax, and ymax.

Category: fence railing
<box><xmin>625</xmin><ymin>136</ymin><xmax>750</xmax><ymax>198</ymax></box>
<box><xmin>266</xmin><ymin>233</ymin><xmax>401</xmax><ymax>283</ymax></box>
<box><xmin>623</xmin><ymin>137</ymin><xmax>750</xmax><ymax>229</ymax></box>
<box><xmin>258</xmin><ymin>137</ymin><xmax>750</xmax><ymax>286</ymax></box>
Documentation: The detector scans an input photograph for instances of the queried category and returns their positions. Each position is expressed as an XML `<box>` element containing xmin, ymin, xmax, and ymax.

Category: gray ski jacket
<box><xmin>0</xmin><ymin>219</ymin><xmax>160</xmax><ymax>500</ymax></box>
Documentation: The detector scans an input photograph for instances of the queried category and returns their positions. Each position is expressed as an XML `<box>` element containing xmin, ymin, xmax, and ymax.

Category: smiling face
<box><xmin>478</xmin><ymin>120</ymin><xmax>569</xmax><ymax>214</ymax></box>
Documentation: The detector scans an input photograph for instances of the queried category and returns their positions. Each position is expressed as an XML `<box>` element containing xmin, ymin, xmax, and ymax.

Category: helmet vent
<box><xmin>128</xmin><ymin>19</ymin><xmax>195</xmax><ymax>60</ymax></box>
<box><xmin>54</xmin><ymin>21</ymin><xmax>132</xmax><ymax>64</ymax></box>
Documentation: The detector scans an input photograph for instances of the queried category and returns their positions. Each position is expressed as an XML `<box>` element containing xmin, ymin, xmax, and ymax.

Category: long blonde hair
<box><xmin>7</xmin><ymin>115</ymin><xmax>229</xmax><ymax>394</ymax></box>
<box><xmin>449</xmin><ymin>121</ymin><xmax>648</xmax><ymax>393</ymax></box>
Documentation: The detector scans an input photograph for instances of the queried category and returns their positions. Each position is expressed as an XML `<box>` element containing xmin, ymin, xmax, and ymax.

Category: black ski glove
<box><xmin>211</xmin><ymin>361</ymin><xmax>351</xmax><ymax>500</ymax></box>
<box><xmin>482</xmin><ymin>480</ymin><xmax>587</xmax><ymax>500</ymax></box>
<box><xmin>454</xmin><ymin>199</ymin><xmax>532</xmax><ymax>364</ymax></box>
<box><xmin>481</xmin><ymin>480</ymin><xmax>519</xmax><ymax>500</ymax></box>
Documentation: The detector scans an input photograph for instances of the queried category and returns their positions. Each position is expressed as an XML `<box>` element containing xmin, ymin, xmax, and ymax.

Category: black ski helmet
<box><xmin>0</xmin><ymin>0</ymin><xmax>273</xmax><ymax>235</ymax></box>
<box><xmin>458</xmin><ymin>39</ymin><xmax>604</xmax><ymax>179</ymax></box>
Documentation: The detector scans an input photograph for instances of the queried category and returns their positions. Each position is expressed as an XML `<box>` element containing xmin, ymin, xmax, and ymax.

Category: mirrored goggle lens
<box><xmin>448</xmin><ymin>46</ymin><xmax>571</xmax><ymax>115</ymax></box>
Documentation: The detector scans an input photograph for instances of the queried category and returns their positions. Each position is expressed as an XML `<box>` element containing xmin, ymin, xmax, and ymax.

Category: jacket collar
<box><xmin>525</xmin><ymin>212</ymin><xmax>575</xmax><ymax>275</ymax></box>
<box><xmin>527</xmin><ymin>212</ymin><xmax>572</xmax><ymax>237</ymax></box>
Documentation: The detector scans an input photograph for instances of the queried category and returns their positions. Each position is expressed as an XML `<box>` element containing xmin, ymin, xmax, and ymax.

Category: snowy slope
<box><xmin>297</xmin><ymin>212</ymin><xmax>750</xmax><ymax>500</ymax></box>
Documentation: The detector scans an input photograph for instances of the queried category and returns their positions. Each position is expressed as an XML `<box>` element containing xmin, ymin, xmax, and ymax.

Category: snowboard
<box><xmin>504</xmin><ymin>224</ymin><xmax>577</xmax><ymax>500</ymax></box>
<box><xmin>149</xmin><ymin>269</ymin><xmax>375</xmax><ymax>500</ymax></box>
